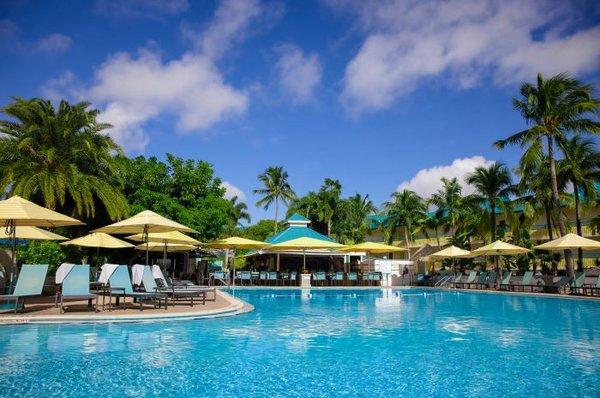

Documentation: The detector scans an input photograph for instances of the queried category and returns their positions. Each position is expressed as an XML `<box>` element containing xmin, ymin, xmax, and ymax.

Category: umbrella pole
<box><xmin>232</xmin><ymin>246</ymin><xmax>236</xmax><ymax>289</ymax></box>
<box><xmin>143</xmin><ymin>225</ymin><xmax>149</xmax><ymax>266</ymax></box>
<box><xmin>163</xmin><ymin>240</ymin><xmax>168</xmax><ymax>277</ymax></box>
<box><xmin>8</xmin><ymin>220</ymin><xmax>16</xmax><ymax>293</ymax></box>
<box><xmin>303</xmin><ymin>249</ymin><xmax>306</xmax><ymax>272</ymax></box>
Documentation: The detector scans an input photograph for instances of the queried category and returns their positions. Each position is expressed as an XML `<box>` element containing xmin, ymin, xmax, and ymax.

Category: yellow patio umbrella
<box><xmin>207</xmin><ymin>237</ymin><xmax>269</xmax><ymax>287</ymax></box>
<box><xmin>127</xmin><ymin>231</ymin><xmax>200</xmax><ymax>275</ymax></box>
<box><xmin>61</xmin><ymin>232</ymin><xmax>134</xmax><ymax>267</ymax></box>
<box><xmin>0</xmin><ymin>226</ymin><xmax>67</xmax><ymax>241</ymax></box>
<box><xmin>471</xmin><ymin>240</ymin><xmax>530</xmax><ymax>256</ymax></box>
<box><xmin>429</xmin><ymin>245</ymin><xmax>471</xmax><ymax>272</ymax></box>
<box><xmin>94</xmin><ymin>210</ymin><xmax>195</xmax><ymax>265</ymax></box>
<box><xmin>0</xmin><ymin>195</ymin><xmax>83</xmax><ymax>287</ymax></box>
<box><xmin>341</xmin><ymin>242</ymin><xmax>406</xmax><ymax>255</ymax></box>
<box><xmin>534</xmin><ymin>233</ymin><xmax>600</xmax><ymax>251</ymax></box>
<box><xmin>429</xmin><ymin>245</ymin><xmax>471</xmax><ymax>259</ymax></box>
<box><xmin>126</xmin><ymin>230</ymin><xmax>200</xmax><ymax>245</ymax></box>
<box><xmin>135</xmin><ymin>242</ymin><xmax>197</xmax><ymax>252</ymax></box>
<box><xmin>61</xmin><ymin>232</ymin><xmax>134</xmax><ymax>249</ymax></box>
<box><xmin>267</xmin><ymin>237</ymin><xmax>346</xmax><ymax>272</ymax></box>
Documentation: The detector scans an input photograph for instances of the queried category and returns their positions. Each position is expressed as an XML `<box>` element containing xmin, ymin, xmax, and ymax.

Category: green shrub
<box><xmin>18</xmin><ymin>241</ymin><xmax>66</xmax><ymax>274</ymax></box>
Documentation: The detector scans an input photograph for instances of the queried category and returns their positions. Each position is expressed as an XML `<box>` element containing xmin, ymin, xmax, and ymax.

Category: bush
<box><xmin>18</xmin><ymin>241</ymin><xmax>66</xmax><ymax>274</ymax></box>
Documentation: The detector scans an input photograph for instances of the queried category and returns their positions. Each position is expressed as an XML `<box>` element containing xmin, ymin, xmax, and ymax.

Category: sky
<box><xmin>1</xmin><ymin>0</ymin><xmax>600</xmax><ymax>223</ymax></box>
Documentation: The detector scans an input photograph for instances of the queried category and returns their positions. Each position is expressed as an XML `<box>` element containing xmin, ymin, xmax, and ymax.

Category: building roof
<box><xmin>266</xmin><ymin>224</ymin><xmax>334</xmax><ymax>244</ymax></box>
<box><xmin>286</xmin><ymin>213</ymin><xmax>310</xmax><ymax>222</ymax></box>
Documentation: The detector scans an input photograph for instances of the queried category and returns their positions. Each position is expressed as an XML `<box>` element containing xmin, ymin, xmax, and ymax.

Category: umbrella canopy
<box><xmin>94</xmin><ymin>210</ymin><xmax>195</xmax><ymax>234</ymax></box>
<box><xmin>471</xmin><ymin>240</ymin><xmax>530</xmax><ymax>256</ymax></box>
<box><xmin>0</xmin><ymin>226</ymin><xmax>67</xmax><ymax>241</ymax></box>
<box><xmin>340</xmin><ymin>241</ymin><xmax>406</xmax><ymax>255</ymax></box>
<box><xmin>429</xmin><ymin>245</ymin><xmax>471</xmax><ymax>259</ymax></box>
<box><xmin>126</xmin><ymin>230</ymin><xmax>200</xmax><ymax>245</ymax></box>
<box><xmin>534</xmin><ymin>233</ymin><xmax>600</xmax><ymax>251</ymax></box>
<box><xmin>0</xmin><ymin>195</ymin><xmax>83</xmax><ymax>227</ymax></box>
<box><xmin>207</xmin><ymin>236</ymin><xmax>268</xmax><ymax>250</ymax></box>
<box><xmin>267</xmin><ymin>237</ymin><xmax>346</xmax><ymax>251</ymax></box>
<box><xmin>61</xmin><ymin>232</ymin><xmax>134</xmax><ymax>249</ymax></box>
<box><xmin>135</xmin><ymin>242</ymin><xmax>197</xmax><ymax>252</ymax></box>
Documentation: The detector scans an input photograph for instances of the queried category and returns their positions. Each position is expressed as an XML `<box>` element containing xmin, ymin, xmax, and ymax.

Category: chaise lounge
<box><xmin>0</xmin><ymin>264</ymin><xmax>48</xmax><ymax>313</ymax></box>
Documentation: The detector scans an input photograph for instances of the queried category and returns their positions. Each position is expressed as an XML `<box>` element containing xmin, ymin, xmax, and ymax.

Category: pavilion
<box><xmin>247</xmin><ymin>214</ymin><xmax>359</xmax><ymax>272</ymax></box>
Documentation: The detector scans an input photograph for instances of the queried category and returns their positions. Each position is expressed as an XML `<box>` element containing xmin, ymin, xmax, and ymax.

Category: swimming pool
<box><xmin>0</xmin><ymin>289</ymin><xmax>598</xmax><ymax>397</ymax></box>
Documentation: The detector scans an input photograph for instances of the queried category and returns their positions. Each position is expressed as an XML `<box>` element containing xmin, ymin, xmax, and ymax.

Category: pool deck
<box><xmin>0</xmin><ymin>289</ymin><xmax>253</xmax><ymax>325</ymax></box>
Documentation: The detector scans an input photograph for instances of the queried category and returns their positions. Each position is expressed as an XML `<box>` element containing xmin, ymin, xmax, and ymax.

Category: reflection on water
<box><xmin>0</xmin><ymin>289</ymin><xmax>598</xmax><ymax>397</ymax></box>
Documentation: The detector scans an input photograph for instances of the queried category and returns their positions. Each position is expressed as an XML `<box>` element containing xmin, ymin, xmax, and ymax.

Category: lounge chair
<box><xmin>544</xmin><ymin>276</ymin><xmax>573</xmax><ymax>294</ymax></box>
<box><xmin>239</xmin><ymin>271</ymin><xmax>252</xmax><ymax>285</ymax></box>
<box><xmin>142</xmin><ymin>267</ymin><xmax>204</xmax><ymax>306</ymax></box>
<box><xmin>415</xmin><ymin>274</ymin><xmax>425</xmax><ymax>286</ymax></box>
<box><xmin>107</xmin><ymin>265</ymin><xmax>167</xmax><ymax>311</ymax></box>
<box><xmin>57</xmin><ymin>264</ymin><xmax>98</xmax><ymax>313</ymax></box>
<box><xmin>268</xmin><ymin>271</ymin><xmax>278</xmax><ymax>286</ymax></box>
<box><xmin>582</xmin><ymin>275</ymin><xmax>600</xmax><ymax>296</ymax></box>
<box><xmin>371</xmin><ymin>272</ymin><xmax>382</xmax><ymax>286</ymax></box>
<box><xmin>464</xmin><ymin>271</ymin><xmax>485</xmax><ymax>289</ymax></box>
<box><xmin>448</xmin><ymin>273</ymin><xmax>465</xmax><ymax>288</ymax></box>
<box><xmin>347</xmin><ymin>272</ymin><xmax>358</xmax><ymax>286</ymax></box>
<box><xmin>289</xmin><ymin>271</ymin><xmax>298</xmax><ymax>286</ymax></box>
<box><xmin>455</xmin><ymin>271</ymin><xmax>477</xmax><ymax>289</ymax></box>
<box><xmin>498</xmin><ymin>271</ymin><xmax>512</xmax><ymax>290</ymax></box>
<box><xmin>332</xmin><ymin>271</ymin><xmax>344</xmax><ymax>286</ymax></box>
<box><xmin>481</xmin><ymin>271</ymin><xmax>497</xmax><ymax>289</ymax></box>
<box><xmin>152</xmin><ymin>267</ymin><xmax>216</xmax><ymax>302</ymax></box>
<box><xmin>0</xmin><ymin>264</ymin><xmax>49</xmax><ymax>313</ymax></box>
<box><xmin>259</xmin><ymin>271</ymin><xmax>269</xmax><ymax>286</ymax></box>
<box><xmin>312</xmin><ymin>272</ymin><xmax>326</xmax><ymax>286</ymax></box>
<box><xmin>509</xmin><ymin>271</ymin><xmax>537</xmax><ymax>292</ymax></box>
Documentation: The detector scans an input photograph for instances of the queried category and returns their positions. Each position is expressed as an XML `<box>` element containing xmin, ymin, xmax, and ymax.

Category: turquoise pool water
<box><xmin>0</xmin><ymin>289</ymin><xmax>598</xmax><ymax>397</ymax></box>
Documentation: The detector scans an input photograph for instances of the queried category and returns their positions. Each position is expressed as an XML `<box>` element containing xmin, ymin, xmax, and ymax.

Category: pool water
<box><xmin>0</xmin><ymin>289</ymin><xmax>598</xmax><ymax>397</ymax></box>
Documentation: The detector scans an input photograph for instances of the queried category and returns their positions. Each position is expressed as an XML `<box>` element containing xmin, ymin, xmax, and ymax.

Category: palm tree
<box><xmin>428</xmin><ymin>177</ymin><xmax>465</xmax><ymax>236</ymax></box>
<box><xmin>384</xmin><ymin>190</ymin><xmax>426</xmax><ymax>258</ymax></box>
<box><xmin>559</xmin><ymin>136</ymin><xmax>600</xmax><ymax>269</ymax></box>
<box><xmin>0</xmin><ymin>97</ymin><xmax>128</xmax><ymax>221</ymax></box>
<box><xmin>466</xmin><ymin>163</ymin><xmax>512</xmax><ymax>242</ymax></box>
<box><xmin>253</xmin><ymin>166</ymin><xmax>295</xmax><ymax>233</ymax></box>
<box><xmin>227</xmin><ymin>196</ymin><xmax>251</xmax><ymax>232</ymax></box>
<box><xmin>495</xmin><ymin>73</ymin><xmax>600</xmax><ymax>277</ymax></box>
<box><xmin>417</xmin><ymin>212</ymin><xmax>444</xmax><ymax>249</ymax></box>
<box><xmin>340</xmin><ymin>193</ymin><xmax>376</xmax><ymax>243</ymax></box>
<box><xmin>317</xmin><ymin>178</ymin><xmax>342</xmax><ymax>236</ymax></box>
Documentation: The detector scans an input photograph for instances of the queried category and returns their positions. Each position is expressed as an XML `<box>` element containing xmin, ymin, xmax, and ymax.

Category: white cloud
<box><xmin>274</xmin><ymin>44</ymin><xmax>322</xmax><ymax>104</ymax></box>
<box><xmin>32</xmin><ymin>33</ymin><xmax>72</xmax><ymax>53</ymax></box>
<box><xmin>331</xmin><ymin>0</ymin><xmax>600</xmax><ymax>113</ymax></box>
<box><xmin>47</xmin><ymin>0</ymin><xmax>266</xmax><ymax>152</ymax></box>
<box><xmin>94</xmin><ymin>0</ymin><xmax>189</xmax><ymax>19</ymax></box>
<box><xmin>0</xmin><ymin>19</ymin><xmax>71</xmax><ymax>54</ymax></box>
<box><xmin>222</xmin><ymin>181</ymin><xmax>246</xmax><ymax>201</ymax></box>
<box><xmin>397</xmin><ymin>156</ymin><xmax>494</xmax><ymax>198</ymax></box>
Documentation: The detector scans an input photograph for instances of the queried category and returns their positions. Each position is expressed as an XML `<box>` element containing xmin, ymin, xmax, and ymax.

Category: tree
<box><xmin>253</xmin><ymin>166</ymin><xmax>295</xmax><ymax>233</ymax></box>
<box><xmin>0</xmin><ymin>97</ymin><xmax>128</xmax><ymax>221</ymax></box>
<box><xmin>495</xmin><ymin>73</ymin><xmax>600</xmax><ymax>277</ymax></box>
<box><xmin>466</xmin><ymin>162</ymin><xmax>512</xmax><ymax>242</ymax></box>
<box><xmin>334</xmin><ymin>193</ymin><xmax>376</xmax><ymax>243</ymax></box>
<box><xmin>559</xmin><ymin>136</ymin><xmax>600</xmax><ymax>269</ymax></box>
<box><xmin>316</xmin><ymin>178</ymin><xmax>342</xmax><ymax>236</ymax></box>
<box><xmin>417</xmin><ymin>212</ymin><xmax>444</xmax><ymax>249</ymax></box>
<box><xmin>227</xmin><ymin>196</ymin><xmax>251</xmax><ymax>233</ymax></box>
<box><xmin>428</xmin><ymin>177</ymin><xmax>465</xmax><ymax>236</ymax></box>
<box><xmin>118</xmin><ymin>154</ymin><xmax>231</xmax><ymax>240</ymax></box>
<box><xmin>383</xmin><ymin>190</ymin><xmax>426</xmax><ymax>257</ymax></box>
<box><xmin>239</xmin><ymin>219</ymin><xmax>279</xmax><ymax>242</ymax></box>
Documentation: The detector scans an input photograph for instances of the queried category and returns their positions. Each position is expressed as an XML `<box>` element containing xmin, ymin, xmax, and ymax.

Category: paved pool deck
<box><xmin>0</xmin><ymin>289</ymin><xmax>253</xmax><ymax>325</ymax></box>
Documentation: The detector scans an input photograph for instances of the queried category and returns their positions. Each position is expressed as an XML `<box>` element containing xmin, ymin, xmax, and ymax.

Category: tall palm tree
<box><xmin>466</xmin><ymin>163</ymin><xmax>512</xmax><ymax>242</ymax></box>
<box><xmin>384</xmin><ymin>190</ymin><xmax>426</xmax><ymax>258</ymax></box>
<box><xmin>0</xmin><ymin>97</ymin><xmax>128</xmax><ymax>221</ymax></box>
<box><xmin>227</xmin><ymin>196</ymin><xmax>251</xmax><ymax>232</ymax></box>
<box><xmin>417</xmin><ymin>212</ymin><xmax>444</xmax><ymax>249</ymax></box>
<box><xmin>253</xmin><ymin>166</ymin><xmax>295</xmax><ymax>233</ymax></box>
<box><xmin>428</xmin><ymin>177</ymin><xmax>464</xmax><ymax>236</ymax></box>
<box><xmin>317</xmin><ymin>178</ymin><xmax>342</xmax><ymax>236</ymax></box>
<box><xmin>341</xmin><ymin>193</ymin><xmax>376</xmax><ymax>243</ymax></box>
<box><xmin>559</xmin><ymin>136</ymin><xmax>600</xmax><ymax>269</ymax></box>
<box><xmin>495</xmin><ymin>73</ymin><xmax>600</xmax><ymax>277</ymax></box>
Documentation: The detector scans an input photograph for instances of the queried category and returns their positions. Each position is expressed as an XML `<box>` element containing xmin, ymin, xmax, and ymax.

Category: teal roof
<box><xmin>265</xmin><ymin>225</ymin><xmax>334</xmax><ymax>244</ymax></box>
<box><xmin>286</xmin><ymin>213</ymin><xmax>310</xmax><ymax>222</ymax></box>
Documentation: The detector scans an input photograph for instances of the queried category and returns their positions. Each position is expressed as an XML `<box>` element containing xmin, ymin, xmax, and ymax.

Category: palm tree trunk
<box><xmin>435</xmin><ymin>227</ymin><xmax>440</xmax><ymax>249</ymax></box>
<box><xmin>274</xmin><ymin>197</ymin><xmax>279</xmax><ymax>233</ymax></box>
<box><xmin>573</xmin><ymin>181</ymin><xmax>583</xmax><ymax>271</ymax></box>
<box><xmin>404</xmin><ymin>226</ymin><xmax>411</xmax><ymax>260</ymax></box>
<box><xmin>547</xmin><ymin>134</ymin><xmax>574</xmax><ymax>277</ymax></box>
<box><xmin>327</xmin><ymin>219</ymin><xmax>331</xmax><ymax>236</ymax></box>
<box><xmin>544</xmin><ymin>204</ymin><xmax>553</xmax><ymax>240</ymax></box>
<box><xmin>491</xmin><ymin>203</ymin><xmax>499</xmax><ymax>286</ymax></box>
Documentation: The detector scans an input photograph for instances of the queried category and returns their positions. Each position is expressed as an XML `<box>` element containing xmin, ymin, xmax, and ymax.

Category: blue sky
<box><xmin>1</xmin><ymin>0</ymin><xmax>600</xmax><ymax>223</ymax></box>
